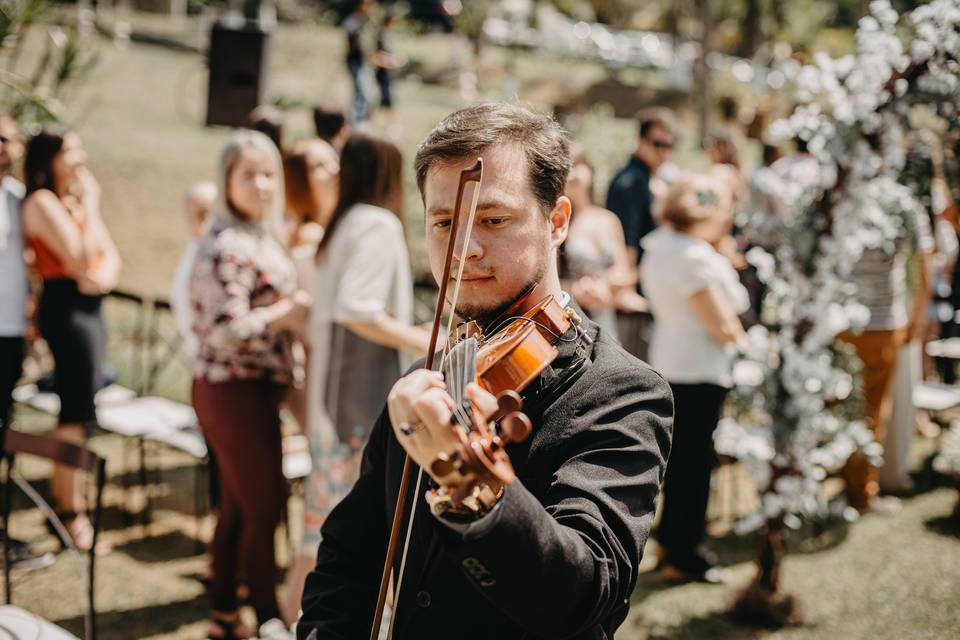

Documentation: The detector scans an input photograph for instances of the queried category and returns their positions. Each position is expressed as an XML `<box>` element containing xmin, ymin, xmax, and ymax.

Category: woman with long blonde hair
<box><xmin>190</xmin><ymin>130</ymin><xmax>310</xmax><ymax>638</ymax></box>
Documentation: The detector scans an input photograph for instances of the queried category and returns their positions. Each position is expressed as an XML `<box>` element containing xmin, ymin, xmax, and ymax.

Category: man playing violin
<box><xmin>298</xmin><ymin>102</ymin><xmax>674</xmax><ymax>640</ymax></box>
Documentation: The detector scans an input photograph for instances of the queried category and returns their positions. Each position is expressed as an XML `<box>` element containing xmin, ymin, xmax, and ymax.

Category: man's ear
<box><xmin>549</xmin><ymin>196</ymin><xmax>572</xmax><ymax>248</ymax></box>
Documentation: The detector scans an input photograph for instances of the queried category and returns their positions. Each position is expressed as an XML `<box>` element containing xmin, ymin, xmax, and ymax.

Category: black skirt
<box><xmin>37</xmin><ymin>278</ymin><xmax>105</xmax><ymax>425</ymax></box>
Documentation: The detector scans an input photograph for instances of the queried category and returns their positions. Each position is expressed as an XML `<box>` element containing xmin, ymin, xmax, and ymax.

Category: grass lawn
<box><xmin>5</xmin><ymin>11</ymin><xmax>959</xmax><ymax>640</ymax></box>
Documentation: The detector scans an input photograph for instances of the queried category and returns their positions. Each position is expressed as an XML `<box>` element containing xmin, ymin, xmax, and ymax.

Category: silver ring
<box><xmin>399</xmin><ymin>421</ymin><xmax>425</xmax><ymax>437</ymax></box>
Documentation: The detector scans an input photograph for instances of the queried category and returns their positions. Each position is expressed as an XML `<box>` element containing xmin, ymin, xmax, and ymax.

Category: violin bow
<box><xmin>369</xmin><ymin>158</ymin><xmax>484</xmax><ymax>640</ymax></box>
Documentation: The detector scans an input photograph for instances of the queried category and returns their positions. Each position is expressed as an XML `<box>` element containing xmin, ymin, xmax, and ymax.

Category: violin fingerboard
<box><xmin>444</xmin><ymin>337</ymin><xmax>478</xmax><ymax>427</ymax></box>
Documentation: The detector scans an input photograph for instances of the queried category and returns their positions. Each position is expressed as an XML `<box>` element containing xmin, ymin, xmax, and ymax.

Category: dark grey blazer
<box><xmin>298</xmin><ymin>314</ymin><xmax>674</xmax><ymax>640</ymax></box>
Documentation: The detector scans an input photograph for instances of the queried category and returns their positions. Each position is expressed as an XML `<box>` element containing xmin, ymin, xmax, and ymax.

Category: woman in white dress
<box><xmin>281</xmin><ymin>131</ymin><xmax>430</xmax><ymax>623</ymax></box>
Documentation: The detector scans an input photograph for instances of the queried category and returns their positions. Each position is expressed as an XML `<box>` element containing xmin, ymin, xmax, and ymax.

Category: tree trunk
<box><xmin>694</xmin><ymin>0</ymin><xmax>712</xmax><ymax>146</ymax></box>
<box><xmin>755</xmin><ymin>516</ymin><xmax>784</xmax><ymax>592</ymax></box>
<box><xmin>739</xmin><ymin>0</ymin><xmax>760</xmax><ymax>58</ymax></box>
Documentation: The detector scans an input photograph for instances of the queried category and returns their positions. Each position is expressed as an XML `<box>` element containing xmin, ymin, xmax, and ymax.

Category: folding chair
<box><xmin>2</xmin><ymin>428</ymin><xmax>106</xmax><ymax>640</ymax></box>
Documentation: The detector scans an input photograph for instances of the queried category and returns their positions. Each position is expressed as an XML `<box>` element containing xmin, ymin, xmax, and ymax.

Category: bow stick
<box><xmin>369</xmin><ymin>158</ymin><xmax>484</xmax><ymax>640</ymax></box>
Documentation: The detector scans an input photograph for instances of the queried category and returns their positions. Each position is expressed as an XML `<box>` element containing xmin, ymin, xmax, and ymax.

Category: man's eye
<box><xmin>433</xmin><ymin>220</ymin><xmax>451</xmax><ymax>229</ymax></box>
<box><xmin>484</xmin><ymin>218</ymin><xmax>507</xmax><ymax>226</ymax></box>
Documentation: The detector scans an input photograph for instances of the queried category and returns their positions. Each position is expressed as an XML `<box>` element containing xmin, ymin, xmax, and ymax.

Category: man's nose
<box><xmin>453</xmin><ymin>227</ymin><xmax>484</xmax><ymax>262</ymax></box>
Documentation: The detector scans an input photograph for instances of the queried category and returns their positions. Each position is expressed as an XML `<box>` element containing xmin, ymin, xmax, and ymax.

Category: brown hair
<box><xmin>637</xmin><ymin>106</ymin><xmax>678</xmax><ymax>139</ymax></box>
<box><xmin>312</xmin><ymin>103</ymin><xmax>347</xmax><ymax>142</ymax></box>
<box><xmin>567</xmin><ymin>143</ymin><xmax>596</xmax><ymax>206</ymax></box>
<box><xmin>24</xmin><ymin>124</ymin><xmax>70</xmax><ymax>196</ymax></box>
<box><xmin>414</xmin><ymin>102</ymin><xmax>571</xmax><ymax>215</ymax></box>
<box><xmin>317</xmin><ymin>130</ymin><xmax>404</xmax><ymax>253</ymax></box>
<box><xmin>248</xmin><ymin>105</ymin><xmax>284</xmax><ymax>150</ymax></box>
<box><xmin>707</xmin><ymin>128</ymin><xmax>740</xmax><ymax>169</ymax></box>
<box><xmin>283</xmin><ymin>150</ymin><xmax>320</xmax><ymax>224</ymax></box>
<box><xmin>660</xmin><ymin>174</ymin><xmax>730</xmax><ymax>232</ymax></box>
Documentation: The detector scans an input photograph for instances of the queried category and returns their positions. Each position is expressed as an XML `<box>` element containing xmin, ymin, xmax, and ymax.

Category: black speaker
<box><xmin>206</xmin><ymin>21</ymin><xmax>270</xmax><ymax>127</ymax></box>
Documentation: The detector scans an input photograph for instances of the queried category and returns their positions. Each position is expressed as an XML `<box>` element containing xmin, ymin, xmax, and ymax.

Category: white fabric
<box><xmin>880</xmin><ymin>339</ymin><xmax>920</xmax><ymax>491</ymax></box>
<box><xmin>0</xmin><ymin>605</ymin><xmax>79</xmax><ymax>640</ymax></box>
<box><xmin>307</xmin><ymin>203</ymin><xmax>414</xmax><ymax>446</ymax></box>
<box><xmin>170</xmin><ymin>239</ymin><xmax>200</xmax><ymax>356</ymax></box>
<box><xmin>291</xmin><ymin>241</ymin><xmax>318</xmax><ymax>295</ymax></box>
<box><xmin>640</xmin><ymin>227</ymin><xmax>749</xmax><ymax>387</ymax></box>
<box><xmin>0</xmin><ymin>176</ymin><xmax>27</xmax><ymax>337</ymax></box>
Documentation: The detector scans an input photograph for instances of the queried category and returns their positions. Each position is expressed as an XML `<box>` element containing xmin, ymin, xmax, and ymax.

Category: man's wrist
<box><xmin>426</xmin><ymin>482</ymin><xmax>504</xmax><ymax>525</ymax></box>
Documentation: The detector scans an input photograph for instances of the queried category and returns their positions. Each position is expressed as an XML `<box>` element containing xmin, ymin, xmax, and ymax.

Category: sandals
<box><xmin>44</xmin><ymin>511</ymin><xmax>107</xmax><ymax>554</ymax></box>
<box><xmin>207</xmin><ymin>613</ymin><xmax>253</xmax><ymax>640</ymax></box>
<box><xmin>45</xmin><ymin>511</ymin><xmax>82</xmax><ymax>550</ymax></box>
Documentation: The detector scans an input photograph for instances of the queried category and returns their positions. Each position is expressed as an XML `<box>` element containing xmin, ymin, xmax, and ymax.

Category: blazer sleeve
<box><xmin>437</xmin><ymin>366</ymin><xmax>674</xmax><ymax>638</ymax></box>
<box><xmin>297</xmin><ymin>410</ymin><xmax>391</xmax><ymax>640</ymax></box>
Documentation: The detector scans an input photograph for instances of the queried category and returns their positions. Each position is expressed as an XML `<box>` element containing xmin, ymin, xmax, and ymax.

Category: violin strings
<box><xmin>484</xmin><ymin>315</ymin><xmax>581</xmax><ymax>344</ymax></box>
<box><xmin>452</xmin><ymin>340</ymin><xmax>471</xmax><ymax>428</ymax></box>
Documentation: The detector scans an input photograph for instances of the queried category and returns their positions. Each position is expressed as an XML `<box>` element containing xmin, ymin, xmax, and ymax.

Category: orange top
<box><xmin>28</xmin><ymin>208</ymin><xmax>101</xmax><ymax>280</ymax></box>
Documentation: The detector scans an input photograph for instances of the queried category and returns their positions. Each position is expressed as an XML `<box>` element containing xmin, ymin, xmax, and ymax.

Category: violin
<box><xmin>369</xmin><ymin>158</ymin><xmax>583</xmax><ymax>640</ymax></box>
<box><xmin>429</xmin><ymin>292</ymin><xmax>580</xmax><ymax>504</ymax></box>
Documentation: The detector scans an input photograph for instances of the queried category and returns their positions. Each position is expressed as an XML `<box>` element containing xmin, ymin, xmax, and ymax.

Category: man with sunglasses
<box><xmin>606</xmin><ymin>107</ymin><xmax>677</xmax><ymax>266</ymax></box>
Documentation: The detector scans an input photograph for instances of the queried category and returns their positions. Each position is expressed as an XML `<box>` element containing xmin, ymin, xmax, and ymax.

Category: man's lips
<box><xmin>453</xmin><ymin>273</ymin><xmax>493</xmax><ymax>282</ymax></box>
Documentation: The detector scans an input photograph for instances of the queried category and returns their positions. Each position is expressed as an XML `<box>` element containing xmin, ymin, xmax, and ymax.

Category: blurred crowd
<box><xmin>2</xmin><ymin>2</ymin><xmax>959</xmax><ymax>639</ymax></box>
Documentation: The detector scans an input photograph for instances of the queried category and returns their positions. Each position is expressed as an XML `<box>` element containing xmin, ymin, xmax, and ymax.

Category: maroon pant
<box><xmin>193</xmin><ymin>378</ymin><xmax>285</xmax><ymax>623</ymax></box>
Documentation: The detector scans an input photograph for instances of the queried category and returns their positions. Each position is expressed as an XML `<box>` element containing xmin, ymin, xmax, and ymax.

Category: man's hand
<box><xmin>387</xmin><ymin>370</ymin><xmax>500</xmax><ymax>485</ymax></box>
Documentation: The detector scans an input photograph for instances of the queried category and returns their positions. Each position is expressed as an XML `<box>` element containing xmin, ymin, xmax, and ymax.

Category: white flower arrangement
<box><xmin>723</xmin><ymin>0</ymin><xmax>960</xmax><ymax>532</ymax></box>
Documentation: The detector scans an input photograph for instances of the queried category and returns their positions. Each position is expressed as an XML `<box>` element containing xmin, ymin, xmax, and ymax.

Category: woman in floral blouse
<box><xmin>190</xmin><ymin>130</ymin><xmax>310</xmax><ymax>639</ymax></box>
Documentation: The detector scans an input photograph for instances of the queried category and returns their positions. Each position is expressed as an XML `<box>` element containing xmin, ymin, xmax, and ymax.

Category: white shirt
<box><xmin>170</xmin><ymin>238</ymin><xmax>200</xmax><ymax>356</ymax></box>
<box><xmin>0</xmin><ymin>176</ymin><xmax>27</xmax><ymax>337</ymax></box>
<box><xmin>307</xmin><ymin>203</ymin><xmax>414</xmax><ymax>446</ymax></box>
<box><xmin>640</xmin><ymin>227</ymin><xmax>749</xmax><ymax>387</ymax></box>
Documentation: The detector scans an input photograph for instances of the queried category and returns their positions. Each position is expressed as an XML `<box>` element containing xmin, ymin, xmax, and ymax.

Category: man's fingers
<box><xmin>410</xmin><ymin>387</ymin><xmax>455</xmax><ymax>429</ymax></box>
<box><xmin>388</xmin><ymin>369</ymin><xmax>445</xmax><ymax>425</ymax></box>
<box><xmin>466</xmin><ymin>383</ymin><xmax>499</xmax><ymax>421</ymax></box>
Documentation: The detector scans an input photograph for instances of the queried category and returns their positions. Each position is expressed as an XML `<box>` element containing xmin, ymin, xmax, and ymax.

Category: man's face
<box><xmin>424</xmin><ymin>143</ymin><xmax>567</xmax><ymax>325</ymax></box>
<box><xmin>636</xmin><ymin>124</ymin><xmax>675</xmax><ymax>172</ymax></box>
<box><xmin>0</xmin><ymin>117</ymin><xmax>23</xmax><ymax>177</ymax></box>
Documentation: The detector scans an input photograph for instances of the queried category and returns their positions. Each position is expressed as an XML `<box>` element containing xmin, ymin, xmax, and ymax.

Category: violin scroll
<box><xmin>428</xmin><ymin>390</ymin><xmax>529</xmax><ymax>505</ymax></box>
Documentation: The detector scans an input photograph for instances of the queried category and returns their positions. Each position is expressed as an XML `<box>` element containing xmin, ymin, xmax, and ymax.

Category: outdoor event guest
<box><xmin>298</xmin><ymin>102</ymin><xmax>673</xmax><ymax>640</ymax></box>
<box><xmin>561</xmin><ymin>147</ymin><xmax>646</xmax><ymax>339</ymax></box>
<box><xmin>373</xmin><ymin>10</ymin><xmax>403</xmax><ymax>130</ymax></box>
<box><xmin>342</xmin><ymin>0</ymin><xmax>374</xmax><ymax>123</ymax></box>
<box><xmin>312</xmin><ymin>104</ymin><xmax>350</xmax><ymax>152</ymax></box>
<box><xmin>606</xmin><ymin>107</ymin><xmax>677</xmax><ymax>360</ymax></box>
<box><xmin>284</xmin><ymin>138</ymin><xmax>339</xmax><ymax>259</ymax></box>
<box><xmin>837</xmin><ymin>140</ymin><xmax>934</xmax><ymax>513</ymax></box>
<box><xmin>706</xmin><ymin>128</ymin><xmax>746</xmax><ymax>206</ymax></box>
<box><xmin>21</xmin><ymin>126</ymin><xmax>120</xmax><ymax>552</ymax></box>
<box><xmin>0</xmin><ymin>112</ymin><xmax>45</xmax><ymax>566</ymax></box>
<box><xmin>281</xmin><ymin>137</ymin><xmax>340</xmax><ymax>424</ymax></box>
<box><xmin>284</xmin><ymin>130</ymin><xmax>431</xmax><ymax>625</ymax></box>
<box><xmin>278</xmin><ymin>137</ymin><xmax>340</xmax><ymax>624</ymax></box>
<box><xmin>190</xmin><ymin>130</ymin><xmax>311</xmax><ymax>639</ymax></box>
<box><xmin>0</xmin><ymin>112</ymin><xmax>27</xmax><ymax>433</ymax></box>
<box><xmin>880</xmin><ymin>134</ymin><xmax>938</xmax><ymax>492</ymax></box>
<box><xmin>170</xmin><ymin>181</ymin><xmax>217</xmax><ymax>356</ymax></box>
<box><xmin>606</xmin><ymin>106</ymin><xmax>678</xmax><ymax>266</ymax></box>
<box><xmin>641</xmin><ymin>174</ymin><xmax>750</xmax><ymax>583</ymax></box>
